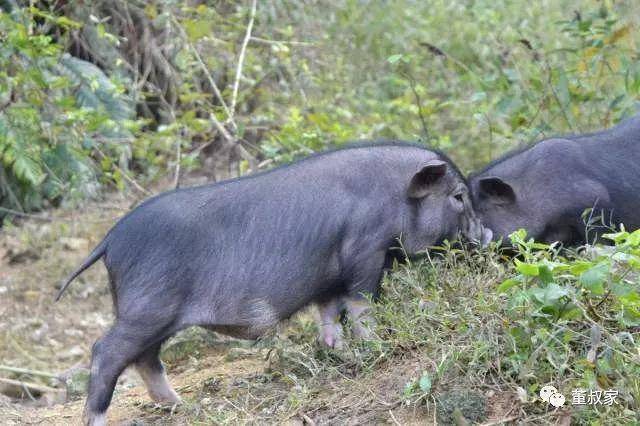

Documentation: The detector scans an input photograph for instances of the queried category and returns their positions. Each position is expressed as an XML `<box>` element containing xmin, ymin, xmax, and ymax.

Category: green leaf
<box><xmin>621</xmin><ymin>306</ymin><xmax>640</xmax><ymax>327</ymax></box>
<box><xmin>508</xmin><ymin>229</ymin><xmax>528</xmax><ymax>246</ymax></box>
<box><xmin>626</xmin><ymin>230</ymin><xmax>640</xmax><ymax>247</ymax></box>
<box><xmin>13</xmin><ymin>153</ymin><xmax>44</xmax><ymax>185</ymax></box>
<box><xmin>579</xmin><ymin>263</ymin><xmax>609</xmax><ymax>295</ymax></box>
<box><xmin>602</xmin><ymin>230</ymin><xmax>628</xmax><ymax>244</ymax></box>
<box><xmin>560</xmin><ymin>307</ymin><xmax>583</xmax><ymax>320</ymax></box>
<box><xmin>56</xmin><ymin>16</ymin><xmax>82</xmax><ymax>29</ymax></box>
<box><xmin>515</xmin><ymin>259</ymin><xmax>539</xmax><ymax>276</ymax></box>
<box><xmin>387</xmin><ymin>54</ymin><xmax>404</xmax><ymax>64</ymax></box>
<box><xmin>418</xmin><ymin>373</ymin><xmax>432</xmax><ymax>393</ymax></box>
<box><xmin>570</xmin><ymin>261</ymin><xmax>593</xmax><ymax>276</ymax></box>
<box><xmin>618</xmin><ymin>290</ymin><xmax>640</xmax><ymax>306</ymax></box>
<box><xmin>183</xmin><ymin>19</ymin><xmax>211</xmax><ymax>41</ymax></box>
<box><xmin>538</xmin><ymin>265</ymin><xmax>554</xmax><ymax>284</ymax></box>
<box><xmin>497</xmin><ymin>278</ymin><xmax>520</xmax><ymax>293</ymax></box>
<box><xmin>530</xmin><ymin>283</ymin><xmax>569</xmax><ymax>306</ymax></box>
<box><xmin>403</xmin><ymin>381</ymin><xmax>415</xmax><ymax>398</ymax></box>
<box><xmin>530</xmin><ymin>241</ymin><xmax>551</xmax><ymax>250</ymax></box>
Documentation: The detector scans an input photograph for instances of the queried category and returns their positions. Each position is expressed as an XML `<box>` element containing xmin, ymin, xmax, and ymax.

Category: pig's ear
<box><xmin>478</xmin><ymin>176</ymin><xmax>516</xmax><ymax>205</ymax></box>
<box><xmin>407</xmin><ymin>160</ymin><xmax>448</xmax><ymax>199</ymax></box>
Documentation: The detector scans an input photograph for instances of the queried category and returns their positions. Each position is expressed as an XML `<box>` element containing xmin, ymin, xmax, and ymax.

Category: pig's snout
<box><xmin>480</xmin><ymin>226</ymin><xmax>493</xmax><ymax>248</ymax></box>
<box><xmin>465</xmin><ymin>217</ymin><xmax>493</xmax><ymax>248</ymax></box>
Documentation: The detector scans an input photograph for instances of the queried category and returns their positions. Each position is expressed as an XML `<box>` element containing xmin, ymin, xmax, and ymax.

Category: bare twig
<box><xmin>191</xmin><ymin>42</ymin><xmax>235</xmax><ymax>126</ymax></box>
<box><xmin>301</xmin><ymin>414</ymin><xmax>316</xmax><ymax>425</ymax></box>
<box><xmin>93</xmin><ymin>145</ymin><xmax>151</xmax><ymax>196</ymax></box>
<box><xmin>0</xmin><ymin>365</ymin><xmax>59</xmax><ymax>380</ymax></box>
<box><xmin>419</xmin><ymin>41</ymin><xmax>486</xmax><ymax>88</ymax></box>
<box><xmin>207</xmin><ymin>113</ymin><xmax>257</xmax><ymax>171</ymax></box>
<box><xmin>172</xmin><ymin>8</ymin><xmax>258</xmax><ymax>172</ymax></box>
<box><xmin>230</xmin><ymin>0</ymin><xmax>257</xmax><ymax>117</ymax></box>
<box><xmin>0</xmin><ymin>377</ymin><xmax>64</xmax><ymax>396</ymax></box>
<box><xmin>388</xmin><ymin>410</ymin><xmax>401</xmax><ymax>426</ymax></box>
<box><xmin>9</xmin><ymin>337</ymin><xmax>47</xmax><ymax>368</ymax></box>
<box><xmin>544</xmin><ymin>59</ymin><xmax>575</xmax><ymax>132</ymax></box>
<box><xmin>0</xmin><ymin>207</ymin><xmax>53</xmax><ymax>222</ymax></box>
<box><xmin>209</xmin><ymin>112</ymin><xmax>235</xmax><ymax>143</ymax></box>
<box><xmin>173</xmin><ymin>138</ymin><xmax>182</xmax><ymax>189</ymax></box>
<box><xmin>400</xmin><ymin>69</ymin><xmax>429</xmax><ymax>139</ymax></box>
<box><xmin>480</xmin><ymin>415</ymin><xmax>520</xmax><ymax>426</ymax></box>
<box><xmin>249</xmin><ymin>36</ymin><xmax>313</xmax><ymax>46</ymax></box>
<box><xmin>171</xmin><ymin>15</ymin><xmax>235</xmax><ymax>129</ymax></box>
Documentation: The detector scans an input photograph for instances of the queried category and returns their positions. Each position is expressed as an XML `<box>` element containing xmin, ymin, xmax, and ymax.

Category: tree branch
<box><xmin>0</xmin><ymin>207</ymin><xmax>53</xmax><ymax>222</ymax></box>
<box><xmin>0</xmin><ymin>365</ymin><xmax>59</xmax><ymax>380</ymax></box>
<box><xmin>171</xmin><ymin>15</ymin><xmax>236</xmax><ymax>130</ymax></box>
<box><xmin>0</xmin><ymin>377</ymin><xmax>64</xmax><ymax>396</ymax></box>
<box><xmin>92</xmin><ymin>145</ymin><xmax>151</xmax><ymax>196</ymax></box>
<box><xmin>230</xmin><ymin>0</ymin><xmax>257</xmax><ymax>118</ymax></box>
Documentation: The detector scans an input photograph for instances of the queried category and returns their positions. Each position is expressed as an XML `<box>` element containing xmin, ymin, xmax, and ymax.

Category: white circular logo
<box><xmin>549</xmin><ymin>392</ymin><xmax>566</xmax><ymax>408</ymax></box>
<box><xmin>539</xmin><ymin>385</ymin><xmax>557</xmax><ymax>402</ymax></box>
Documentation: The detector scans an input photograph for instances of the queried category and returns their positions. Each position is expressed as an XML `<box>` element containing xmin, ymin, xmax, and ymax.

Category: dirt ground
<box><xmin>0</xmin><ymin>193</ymin><xmax>520</xmax><ymax>425</ymax></box>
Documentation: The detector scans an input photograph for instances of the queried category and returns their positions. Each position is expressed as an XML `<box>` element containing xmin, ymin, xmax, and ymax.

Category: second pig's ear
<box><xmin>407</xmin><ymin>160</ymin><xmax>447</xmax><ymax>199</ymax></box>
<box><xmin>478</xmin><ymin>176</ymin><xmax>516</xmax><ymax>205</ymax></box>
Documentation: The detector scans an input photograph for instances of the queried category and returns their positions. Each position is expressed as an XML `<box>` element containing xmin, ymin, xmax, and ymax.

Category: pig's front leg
<box><xmin>316</xmin><ymin>298</ymin><xmax>345</xmax><ymax>349</ymax></box>
<box><xmin>344</xmin><ymin>296</ymin><xmax>376</xmax><ymax>339</ymax></box>
<box><xmin>341</xmin><ymin>249</ymin><xmax>386</xmax><ymax>340</ymax></box>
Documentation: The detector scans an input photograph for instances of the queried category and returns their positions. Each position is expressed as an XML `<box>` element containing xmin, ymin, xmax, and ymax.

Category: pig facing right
<box><xmin>56</xmin><ymin>142</ymin><xmax>489</xmax><ymax>426</ymax></box>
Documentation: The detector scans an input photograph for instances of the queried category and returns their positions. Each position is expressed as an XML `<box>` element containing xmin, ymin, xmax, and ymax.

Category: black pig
<box><xmin>469</xmin><ymin>115</ymin><xmax>640</xmax><ymax>244</ymax></box>
<box><xmin>56</xmin><ymin>142</ymin><xmax>490</xmax><ymax>425</ymax></box>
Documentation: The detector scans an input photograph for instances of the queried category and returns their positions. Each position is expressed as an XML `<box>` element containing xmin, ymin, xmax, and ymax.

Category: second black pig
<box><xmin>469</xmin><ymin>116</ymin><xmax>640</xmax><ymax>245</ymax></box>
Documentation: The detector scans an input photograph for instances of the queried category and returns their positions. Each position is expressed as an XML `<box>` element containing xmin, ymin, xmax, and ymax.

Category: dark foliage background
<box><xmin>2</xmin><ymin>0</ymin><xmax>639</xmax><ymax>216</ymax></box>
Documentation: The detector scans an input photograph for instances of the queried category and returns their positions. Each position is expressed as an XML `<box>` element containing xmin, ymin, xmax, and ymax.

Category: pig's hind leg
<box><xmin>135</xmin><ymin>342</ymin><xmax>181</xmax><ymax>403</ymax></box>
<box><xmin>85</xmin><ymin>320</ymin><xmax>178</xmax><ymax>425</ymax></box>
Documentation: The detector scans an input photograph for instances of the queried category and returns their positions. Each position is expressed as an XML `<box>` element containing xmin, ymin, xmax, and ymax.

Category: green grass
<box><xmin>146</xmin><ymin>232</ymin><xmax>638</xmax><ymax>424</ymax></box>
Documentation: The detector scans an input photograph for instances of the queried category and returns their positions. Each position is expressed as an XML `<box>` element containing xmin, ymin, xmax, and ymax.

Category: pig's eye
<box><xmin>451</xmin><ymin>192</ymin><xmax>465</xmax><ymax>213</ymax></box>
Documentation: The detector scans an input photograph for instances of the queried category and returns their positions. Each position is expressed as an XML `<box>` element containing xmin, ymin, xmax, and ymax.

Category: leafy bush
<box><xmin>3</xmin><ymin>1</ymin><xmax>640</xmax><ymax>216</ymax></box>
<box><xmin>265</xmin><ymin>0</ymin><xmax>640</xmax><ymax>171</ymax></box>
<box><xmin>0</xmin><ymin>7</ymin><xmax>133</xmax><ymax>214</ymax></box>
<box><xmin>496</xmin><ymin>229</ymin><xmax>639</xmax><ymax>421</ymax></box>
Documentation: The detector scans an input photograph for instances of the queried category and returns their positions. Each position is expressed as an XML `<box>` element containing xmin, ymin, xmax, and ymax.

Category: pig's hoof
<box><xmin>149</xmin><ymin>388</ymin><xmax>182</xmax><ymax>404</ymax></box>
<box><xmin>332</xmin><ymin>339</ymin><xmax>345</xmax><ymax>350</ymax></box>
<box><xmin>320</xmin><ymin>333</ymin><xmax>344</xmax><ymax>350</ymax></box>
<box><xmin>138</xmin><ymin>366</ymin><xmax>182</xmax><ymax>404</ymax></box>
<box><xmin>352</xmin><ymin>325</ymin><xmax>374</xmax><ymax>340</ymax></box>
<box><xmin>85</xmin><ymin>411</ymin><xmax>107</xmax><ymax>426</ymax></box>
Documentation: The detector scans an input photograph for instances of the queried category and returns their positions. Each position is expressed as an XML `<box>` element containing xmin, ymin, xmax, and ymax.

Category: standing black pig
<box><xmin>469</xmin><ymin>115</ymin><xmax>640</xmax><ymax>244</ymax></box>
<box><xmin>56</xmin><ymin>142</ymin><xmax>490</xmax><ymax>425</ymax></box>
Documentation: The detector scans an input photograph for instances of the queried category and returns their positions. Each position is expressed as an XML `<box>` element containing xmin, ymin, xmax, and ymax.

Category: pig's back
<box><xmin>101</xmin><ymin>143</ymin><xmax>436</xmax><ymax>295</ymax></box>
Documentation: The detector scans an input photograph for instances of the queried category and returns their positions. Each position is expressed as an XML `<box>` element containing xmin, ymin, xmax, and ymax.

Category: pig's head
<box><xmin>469</xmin><ymin>175</ymin><xmax>529</xmax><ymax>243</ymax></box>
<box><xmin>401</xmin><ymin>159</ymin><xmax>492</xmax><ymax>253</ymax></box>
<box><xmin>470</xmin><ymin>174</ymin><xmax>597</xmax><ymax>245</ymax></box>
<box><xmin>468</xmin><ymin>139</ymin><xmax>607</xmax><ymax>245</ymax></box>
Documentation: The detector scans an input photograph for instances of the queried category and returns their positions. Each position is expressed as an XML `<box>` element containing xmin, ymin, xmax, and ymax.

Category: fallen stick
<box><xmin>0</xmin><ymin>377</ymin><xmax>64</xmax><ymax>397</ymax></box>
<box><xmin>0</xmin><ymin>365</ymin><xmax>59</xmax><ymax>379</ymax></box>
<box><xmin>480</xmin><ymin>416</ymin><xmax>520</xmax><ymax>426</ymax></box>
<box><xmin>0</xmin><ymin>207</ymin><xmax>53</xmax><ymax>222</ymax></box>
